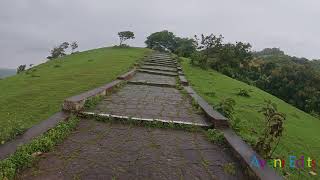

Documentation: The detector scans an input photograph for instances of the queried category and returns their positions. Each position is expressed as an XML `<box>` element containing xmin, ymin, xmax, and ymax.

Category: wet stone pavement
<box><xmin>93</xmin><ymin>84</ymin><xmax>210</xmax><ymax>126</ymax></box>
<box><xmin>129</xmin><ymin>72</ymin><xmax>176</xmax><ymax>87</ymax></box>
<box><xmin>18</xmin><ymin>53</ymin><xmax>246</xmax><ymax>179</ymax></box>
<box><xmin>18</xmin><ymin>120</ymin><xmax>245</xmax><ymax>180</ymax></box>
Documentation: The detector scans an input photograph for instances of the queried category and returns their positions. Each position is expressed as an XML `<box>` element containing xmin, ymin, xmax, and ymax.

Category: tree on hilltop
<box><xmin>118</xmin><ymin>31</ymin><xmax>135</xmax><ymax>46</ymax></box>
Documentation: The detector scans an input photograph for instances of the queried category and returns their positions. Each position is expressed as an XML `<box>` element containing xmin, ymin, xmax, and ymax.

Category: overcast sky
<box><xmin>0</xmin><ymin>0</ymin><xmax>319</xmax><ymax>68</ymax></box>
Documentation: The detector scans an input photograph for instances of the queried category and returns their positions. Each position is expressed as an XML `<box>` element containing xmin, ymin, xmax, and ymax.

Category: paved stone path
<box><xmin>18</xmin><ymin>52</ymin><xmax>246</xmax><ymax>179</ymax></box>
<box><xmin>18</xmin><ymin>120</ymin><xmax>245</xmax><ymax>180</ymax></box>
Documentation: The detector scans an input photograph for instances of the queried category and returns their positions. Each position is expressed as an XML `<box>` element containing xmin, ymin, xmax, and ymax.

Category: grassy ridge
<box><xmin>0</xmin><ymin>47</ymin><xmax>151</xmax><ymax>143</ymax></box>
<box><xmin>182</xmin><ymin>59</ymin><xmax>320</xmax><ymax>179</ymax></box>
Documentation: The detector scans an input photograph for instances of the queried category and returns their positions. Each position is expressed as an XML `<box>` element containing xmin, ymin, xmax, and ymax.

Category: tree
<box><xmin>17</xmin><ymin>65</ymin><xmax>26</xmax><ymax>74</ymax></box>
<box><xmin>60</xmin><ymin>42</ymin><xmax>69</xmax><ymax>49</ymax></box>
<box><xmin>174</xmin><ymin>37</ymin><xmax>197</xmax><ymax>57</ymax></box>
<box><xmin>71</xmin><ymin>41</ymin><xmax>79</xmax><ymax>53</ymax></box>
<box><xmin>145</xmin><ymin>30</ymin><xmax>177</xmax><ymax>52</ymax></box>
<box><xmin>47</xmin><ymin>46</ymin><xmax>65</xmax><ymax>60</ymax></box>
<box><xmin>118</xmin><ymin>31</ymin><xmax>135</xmax><ymax>46</ymax></box>
<box><xmin>47</xmin><ymin>42</ymin><xmax>70</xmax><ymax>60</ymax></box>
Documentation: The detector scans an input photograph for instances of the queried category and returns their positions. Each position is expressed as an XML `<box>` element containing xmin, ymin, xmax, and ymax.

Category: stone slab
<box><xmin>179</xmin><ymin>75</ymin><xmax>189</xmax><ymax>86</ymax></box>
<box><xmin>140</xmin><ymin>65</ymin><xmax>177</xmax><ymax>72</ymax></box>
<box><xmin>184</xmin><ymin>86</ymin><xmax>229</xmax><ymax>128</ymax></box>
<box><xmin>18</xmin><ymin>120</ymin><xmax>246</xmax><ymax>180</ymax></box>
<box><xmin>143</xmin><ymin>62</ymin><xmax>177</xmax><ymax>68</ymax></box>
<box><xmin>63</xmin><ymin>80</ymin><xmax>123</xmax><ymax>112</ymax></box>
<box><xmin>222</xmin><ymin>128</ymin><xmax>283</xmax><ymax>180</ymax></box>
<box><xmin>138</xmin><ymin>69</ymin><xmax>178</xmax><ymax>77</ymax></box>
<box><xmin>117</xmin><ymin>68</ymin><xmax>136</xmax><ymax>80</ymax></box>
<box><xmin>129</xmin><ymin>72</ymin><xmax>176</xmax><ymax>86</ymax></box>
<box><xmin>92</xmin><ymin>84</ymin><xmax>211</xmax><ymax>126</ymax></box>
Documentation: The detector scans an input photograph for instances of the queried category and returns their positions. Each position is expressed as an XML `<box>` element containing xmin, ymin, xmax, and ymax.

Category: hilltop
<box><xmin>0</xmin><ymin>47</ymin><xmax>151</xmax><ymax>143</ymax></box>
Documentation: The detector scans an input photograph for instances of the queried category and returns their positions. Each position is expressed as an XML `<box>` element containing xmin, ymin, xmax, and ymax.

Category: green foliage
<box><xmin>255</xmin><ymin>100</ymin><xmax>286</xmax><ymax>159</ymax></box>
<box><xmin>223</xmin><ymin>163</ymin><xmax>236</xmax><ymax>175</ymax></box>
<box><xmin>182</xmin><ymin>60</ymin><xmax>320</xmax><ymax>178</ymax></box>
<box><xmin>192</xmin><ymin>34</ymin><xmax>252</xmax><ymax>71</ymax></box>
<box><xmin>236</xmin><ymin>88</ymin><xmax>251</xmax><ymax>97</ymax></box>
<box><xmin>47</xmin><ymin>42</ymin><xmax>70</xmax><ymax>60</ymax></box>
<box><xmin>254</xmin><ymin>48</ymin><xmax>285</xmax><ymax>56</ymax></box>
<box><xmin>71</xmin><ymin>41</ymin><xmax>79</xmax><ymax>53</ymax></box>
<box><xmin>145</xmin><ymin>30</ymin><xmax>196</xmax><ymax>57</ymax></box>
<box><xmin>84</xmin><ymin>95</ymin><xmax>104</xmax><ymax>110</ymax></box>
<box><xmin>216</xmin><ymin>98</ymin><xmax>236</xmax><ymax>119</ymax></box>
<box><xmin>16</xmin><ymin>65</ymin><xmax>26</xmax><ymax>74</ymax></box>
<box><xmin>174</xmin><ymin>37</ymin><xmax>197</xmax><ymax>57</ymax></box>
<box><xmin>118</xmin><ymin>31</ymin><xmax>135</xmax><ymax>46</ymax></box>
<box><xmin>145</xmin><ymin>30</ymin><xmax>177</xmax><ymax>52</ymax></box>
<box><xmin>206</xmin><ymin>129</ymin><xmax>225</xmax><ymax>144</ymax></box>
<box><xmin>0</xmin><ymin>116</ymin><xmax>80</xmax><ymax>180</ymax></box>
<box><xmin>0</xmin><ymin>47</ymin><xmax>151</xmax><ymax>143</ymax></box>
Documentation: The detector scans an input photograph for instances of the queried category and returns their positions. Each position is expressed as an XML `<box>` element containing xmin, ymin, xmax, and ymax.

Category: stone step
<box><xmin>138</xmin><ymin>69</ymin><xmax>178</xmax><ymax>76</ymax></box>
<box><xmin>148</xmin><ymin>58</ymin><xmax>173</xmax><ymax>61</ymax></box>
<box><xmin>143</xmin><ymin>63</ymin><xmax>177</xmax><ymax>68</ymax></box>
<box><xmin>146</xmin><ymin>60</ymin><xmax>177</xmax><ymax>64</ymax></box>
<box><xmin>140</xmin><ymin>65</ymin><xmax>177</xmax><ymax>72</ymax></box>
<box><xmin>149</xmin><ymin>57</ymin><xmax>173</xmax><ymax>61</ymax></box>
<box><xmin>81</xmin><ymin>112</ymin><xmax>212</xmax><ymax>127</ymax></box>
<box><xmin>128</xmin><ymin>80</ymin><xmax>176</xmax><ymax>88</ymax></box>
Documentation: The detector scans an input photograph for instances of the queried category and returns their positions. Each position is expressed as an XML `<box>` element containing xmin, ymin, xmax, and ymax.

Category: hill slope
<box><xmin>0</xmin><ymin>68</ymin><xmax>16</xmax><ymax>79</ymax></box>
<box><xmin>182</xmin><ymin>59</ymin><xmax>320</xmax><ymax>179</ymax></box>
<box><xmin>0</xmin><ymin>47</ymin><xmax>151</xmax><ymax>143</ymax></box>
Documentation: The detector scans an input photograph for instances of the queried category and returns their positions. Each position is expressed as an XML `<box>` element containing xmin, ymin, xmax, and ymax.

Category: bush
<box><xmin>236</xmin><ymin>88</ymin><xmax>251</xmax><ymax>97</ymax></box>
<box><xmin>206</xmin><ymin>129</ymin><xmax>225</xmax><ymax>144</ymax></box>
<box><xmin>0</xmin><ymin>116</ymin><xmax>79</xmax><ymax>180</ymax></box>
<box><xmin>216</xmin><ymin>98</ymin><xmax>236</xmax><ymax>119</ymax></box>
<box><xmin>255</xmin><ymin>100</ymin><xmax>286</xmax><ymax>159</ymax></box>
<box><xmin>190</xmin><ymin>52</ymin><xmax>207</xmax><ymax>68</ymax></box>
<box><xmin>16</xmin><ymin>65</ymin><xmax>26</xmax><ymax>74</ymax></box>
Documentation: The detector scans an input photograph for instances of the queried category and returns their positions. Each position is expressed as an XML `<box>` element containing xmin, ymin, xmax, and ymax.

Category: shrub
<box><xmin>216</xmin><ymin>98</ymin><xmax>236</xmax><ymax>119</ymax></box>
<box><xmin>206</xmin><ymin>129</ymin><xmax>225</xmax><ymax>144</ymax></box>
<box><xmin>84</xmin><ymin>96</ymin><xmax>104</xmax><ymax>110</ymax></box>
<box><xmin>16</xmin><ymin>65</ymin><xmax>26</xmax><ymax>74</ymax></box>
<box><xmin>236</xmin><ymin>88</ymin><xmax>251</xmax><ymax>97</ymax></box>
<box><xmin>0</xmin><ymin>116</ymin><xmax>79</xmax><ymax>180</ymax></box>
<box><xmin>255</xmin><ymin>100</ymin><xmax>286</xmax><ymax>159</ymax></box>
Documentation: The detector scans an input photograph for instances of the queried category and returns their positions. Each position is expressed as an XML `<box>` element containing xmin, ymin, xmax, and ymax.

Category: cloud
<box><xmin>1</xmin><ymin>0</ymin><xmax>320</xmax><ymax>68</ymax></box>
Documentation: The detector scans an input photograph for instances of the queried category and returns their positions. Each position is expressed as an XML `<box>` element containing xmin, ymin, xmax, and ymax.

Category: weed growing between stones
<box><xmin>84</xmin><ymin>95</ymin><xmax>104</xmax><ymax>110</ymax></box>
<box><xmin>0</xmin><ymin>116</ymin><xmax>80</xmax><ymax>180</ymax></box>
<box><xmin>223</xmin><ymin>163</ymin><xmax>236</xmax><ymax>175</ymax></box>
<box><xmin>82</xmin><ymin>113</ymin><xmax>203</xmax><ymax>132</ymax></box>
<box><xmin>206</xmin><ymin>129</ymin><xmax>225</xmax><ymax>145</ymax></box>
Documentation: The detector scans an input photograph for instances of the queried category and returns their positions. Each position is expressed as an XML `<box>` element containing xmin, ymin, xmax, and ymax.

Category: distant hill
<box><xmin>0</xmin><ymin>68</ymin><xmax>16</xmax><ymax>79</ymax></box>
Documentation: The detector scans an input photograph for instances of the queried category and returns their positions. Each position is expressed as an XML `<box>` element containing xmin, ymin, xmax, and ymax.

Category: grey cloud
<box><xmin>1</xmin><ymin>0</ymin><xmax>320</xmax><ymax>68</ymax></box>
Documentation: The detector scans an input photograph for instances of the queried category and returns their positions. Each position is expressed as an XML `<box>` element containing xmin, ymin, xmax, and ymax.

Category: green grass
<box><xmin>0</xmin><ymin>47</ymin><xmax>151</xmax><ymax>143</ymax></box>
<box><xmin>0</xmin><ymin>116</ymin><xmax>80</xmax><ymax>180</ymax></box>
<box><xmin>182</xmin><ymin>59</ymin><xmax>320</xmax><ymax>179</ymax></box>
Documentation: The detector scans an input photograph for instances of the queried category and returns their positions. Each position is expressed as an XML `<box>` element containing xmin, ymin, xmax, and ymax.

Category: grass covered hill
<box><xmin>182</xmin><ymin>59</ymin><xmax>320</xmax><ymax>179</ymax></box>
<box><xmin>0</xmin><ymin>68</ymin><xmax>16</xmax><ymax>79</ymax></box>
<box><xmin>0</xmin><ymin>47</ymin><xmax>151</xmax><ymax>144</ymax></box>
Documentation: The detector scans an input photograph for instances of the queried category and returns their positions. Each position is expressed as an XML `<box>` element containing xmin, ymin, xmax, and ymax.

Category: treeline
<box><xmin>145</xmin><ymin>30</ymin><xmax>320</xmax><ymax>117</ymax></box>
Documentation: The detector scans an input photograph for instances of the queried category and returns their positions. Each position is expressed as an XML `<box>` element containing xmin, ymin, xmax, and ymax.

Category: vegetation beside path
<box><xmin>0</xmin><ymin>116</ymin><xmax>80</xmax><ymax>180</ymax></box>
<box><xmin>0</xmin><ymin>47</ymin><xmax>151</xmax><ymax>144</ymax></box>
<box><xmin>182</xmin><ymin>59</ymin><xmax>320</xmax><ymax>179</ymax></box>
